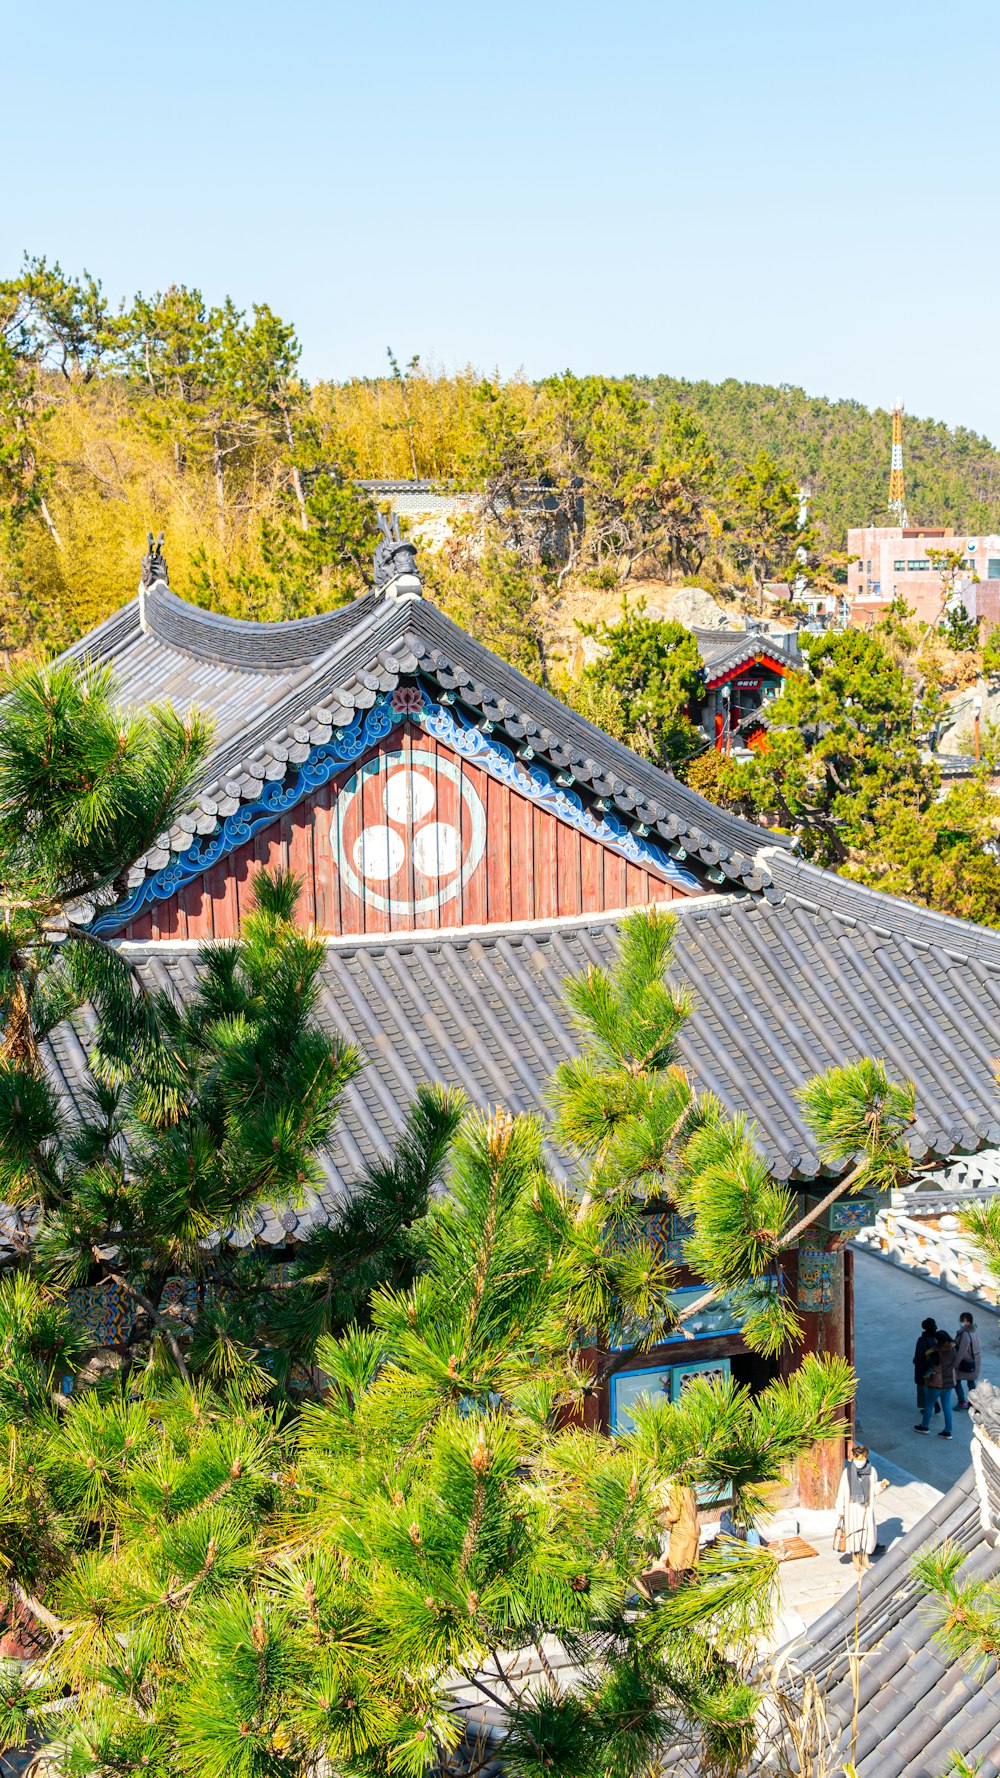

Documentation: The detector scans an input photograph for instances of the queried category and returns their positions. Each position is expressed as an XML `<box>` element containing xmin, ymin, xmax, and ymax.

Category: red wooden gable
<box><xmin>121</xmin><ymin>725</ymin><xmax>691</xmax><ymax>942</ymax></box>
<box><xmin>702</xmin><ymin>653</ymin><xmax>794</xmax><ymax>691</ymax></box>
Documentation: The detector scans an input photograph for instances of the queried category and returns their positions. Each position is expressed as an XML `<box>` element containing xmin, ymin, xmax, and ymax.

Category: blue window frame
<box><xmin>610</xmin><ymin>1356</ymin><xmax>733</xmax><ymax>1434</ymax></box>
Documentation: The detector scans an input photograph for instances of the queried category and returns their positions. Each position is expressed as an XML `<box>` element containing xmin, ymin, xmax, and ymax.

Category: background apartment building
<box><xmin>848</xmin><ymin>523</ymin><xmax>1000</xmax><ymax>630</ymax></box>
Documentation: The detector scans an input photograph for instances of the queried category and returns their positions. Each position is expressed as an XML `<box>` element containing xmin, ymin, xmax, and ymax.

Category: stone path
<box><xmin>853</xmin><ymin>1246</ymin><xmax>1000</xmax><ymax>1489</ymax></box>
<box><xmin>764</xmin><ymin>1246</ymin><xmax>1000</xmax><ymax>1639</ymax></box>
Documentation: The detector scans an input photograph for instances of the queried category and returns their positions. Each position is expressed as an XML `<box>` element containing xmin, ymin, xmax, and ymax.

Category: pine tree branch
<box><xmin>676</xmin><ymin>1158</ymin><xmax>868</xmax><ymax>1327</ymax></box>
<box><xmin>96</xmin><ymin>1257</ymin><xmax>190</xmax><ymax>1382</ymax></box>
<box><xmin>10</xmin><ymin>1581</ymin><xmax>65</xmax><ymax>1639</ymax></box>
<box><xmin>457</xmin><ymin>1650</ymin><xmax>542</xmax><ymax>1751</ymax></box>
<box><xmin>150</xmin><ymin>1539</ymin><xmax>217</xmax><ymax>1611</ymax></box>
<box><xmin>532</xmin><ymin>1637</ymin><xmax>560</xmax><ymax>1692</ymax></box>
<box><xmin>780</xmin><ymin>1159</ymin><xmax>867</xmax><ymax>1249</ymax></box>
<box><xmin>458</xmin><ymin>1143</ymin><xmax>502</xmax><ymax>1369</ymax></box>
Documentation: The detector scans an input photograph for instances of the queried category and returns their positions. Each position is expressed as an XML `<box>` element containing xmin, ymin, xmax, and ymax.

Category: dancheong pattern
<box><xmin>93</xmin><ymin>684</ymin><xmax>699</xmax><ymax>934</ymax></box>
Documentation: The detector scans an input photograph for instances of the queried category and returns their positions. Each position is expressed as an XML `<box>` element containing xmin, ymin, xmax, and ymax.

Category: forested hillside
<box><xmin>641</xmin><ymin>377</ymin><xmax>1000</xmax><ymax>546</ymax></box>
<box><xmin>3</xmin><ymin>256</ymin><xmax>999</xmax><ymax>661</ymax></box>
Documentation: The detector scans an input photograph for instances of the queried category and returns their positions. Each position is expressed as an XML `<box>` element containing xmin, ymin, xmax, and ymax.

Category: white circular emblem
<box><xmin>331</xmin><ymin>749</ymin><xmax>486</xmax><ymax>915</ymax></box>
<box><xmin>384</xmin><ymin>768</ymin><xmax>435</xmax><ymax>823</ymax></box>
<box><xmin>352</xmin><ymin>824</ymin><xmax>405</xmax><ymax>881</ymax></box>
<box><xmin>413</xmin><ymin>820</ymin><xmax>460</xmax><ymax>878</ymax></box>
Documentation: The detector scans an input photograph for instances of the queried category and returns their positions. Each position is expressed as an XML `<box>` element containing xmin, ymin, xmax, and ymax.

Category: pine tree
<box><xmin>0</xmin><ymin>896</ymin><xmax>921</xmax><ymax>1778</ymax></box>
<box><xmin>725</xmin><ymin>450</ymin><xmax>806</xmax><ymax>615</ymax></box>
<box><xmin>0</xmin><ymin>1103</ymin><xmax>853</xmax><ymax>1778</ymax></box>
<box><xmin>0</xmin><ymin>656</ymin><xmax>211</xmax><ymax>1075</ymax></box>
<box><xmin>574</xmin><ymin>603</ymin><xmax>706</xmax><ymax>770</ymax></box>
<box><xmin>550</xmin><ymin>908</ymin><xmax>916</xmax><ymax>1357</ymax></box>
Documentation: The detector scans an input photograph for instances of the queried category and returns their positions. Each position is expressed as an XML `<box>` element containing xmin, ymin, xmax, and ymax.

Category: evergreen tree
<box><xmin>725</xmin><ymin>450</ymin><xmax>806</xmax><ymax>615</ymax></box>
<box><xmin>549</xmin><ymin>909</ymin><xmax>916</xmax><ymax>1358</ymax></box>
<box><xmin>0</xmin><ymin>656</ymin><xmax>211</xmax><ymax>1074</ymax></box>
<box><xmin>431</xmin><ymin>543</ymin><xmax>556</xmax><ymax>684</ymax></box>
<box><xmin>0</xmin><ymin>1106</ymin><xmax>853</xmax><ymax>1778</ymax></box>
<box><xmin>694</xmin><ymin>622</ymin><xmax>1000</xmax><ymax>925</ymax></box>
<box><xmin>575</xmin><ymin>602</ymin><xmax>705</xmax><ymax>769</ymax></box>
<box><xmin>701</xmin><ymin>627</ymin><xmax>931</xmax><ymax>863</ymax></box>
<box><xmin>7</xmin><ymin>867</ymin><xmax>366</xmax><ymax>1384</ymax></box>
<box><xmin>0</xmin><ymin>903</ymin><xmax>920</xmax><ymax>1778</ymax></box>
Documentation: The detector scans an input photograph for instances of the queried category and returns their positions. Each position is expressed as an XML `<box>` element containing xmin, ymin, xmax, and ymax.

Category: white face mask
<box><xmin>854</xmin><ymin>1458</ymin><xmax>866</xmax><ymax>1468</ymax></box>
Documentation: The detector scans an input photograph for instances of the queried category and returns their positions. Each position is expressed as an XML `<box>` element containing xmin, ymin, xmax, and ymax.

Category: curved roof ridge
<box><xmin>142</xmin><ymin>582</ymin><xmax>384</xmax><ymax>673</ymax></box>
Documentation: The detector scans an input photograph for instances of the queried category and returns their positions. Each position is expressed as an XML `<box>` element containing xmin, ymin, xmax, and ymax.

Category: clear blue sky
<box><xmin>6</xmin><ymin>0</ymin><xmax>1000</xmax><ymax>440</ymax></box>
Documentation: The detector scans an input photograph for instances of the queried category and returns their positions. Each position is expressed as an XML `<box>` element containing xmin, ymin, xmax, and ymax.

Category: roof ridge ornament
<box><xmin>373</xmin><ymin>511</ymin><xmax>422</xmax><ymax>602</ymax></box>
<box><xmin>138</xmin><ymin>531</ymin><xmax>168</xmax><ymax>634</ymax></box>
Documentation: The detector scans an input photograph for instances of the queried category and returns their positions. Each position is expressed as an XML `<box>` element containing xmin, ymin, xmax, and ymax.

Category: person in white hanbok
<box><xmin>834</xmin><ymin>1444</ymin><xmax>888</xmax><ymax>1573</ymax></box>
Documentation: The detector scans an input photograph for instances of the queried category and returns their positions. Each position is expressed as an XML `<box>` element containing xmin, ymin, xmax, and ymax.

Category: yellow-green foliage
<box><xmin>12</xmin><ymin>378</ymin><xmax>294</xmax><ymax>652</ymax></box>
<box><xmin>3</xmin><ymin>260</ymin><xmax>997</xmax><ymax>671</ymax></box>
<box><xmin>316</xmin><ymin>365</ymin><xmax>521</xmax><ymax>480</ymax></box>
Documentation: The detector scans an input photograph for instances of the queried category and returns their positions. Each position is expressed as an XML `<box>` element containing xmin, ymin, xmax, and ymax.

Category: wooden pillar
<box><xmin>795</xmin><ymin>1239</ymin><xmax>851</xmax><ymax>1509</ymax></box>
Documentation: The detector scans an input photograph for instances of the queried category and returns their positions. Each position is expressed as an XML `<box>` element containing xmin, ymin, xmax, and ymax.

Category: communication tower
<box><xmin>888</xmin><ymin>398</ymin><xmax>909</xmax><ymax>526</ymax></box>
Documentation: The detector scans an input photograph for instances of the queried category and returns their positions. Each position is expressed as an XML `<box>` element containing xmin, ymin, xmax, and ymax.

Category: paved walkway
<box><xmin>765</xmin><ymin>1247</ymin><xmax>999</xmax><ymax>1638</ymax></box>
<box><xmin>853</xmin><ymin>1246</ymin><xmax>1000</xmax><ymax>1489</ymax></box>
<box><xmin>765</xmin><ymin>1451</ymin><xmax>940</xmax><ymax>1638</ymax></box>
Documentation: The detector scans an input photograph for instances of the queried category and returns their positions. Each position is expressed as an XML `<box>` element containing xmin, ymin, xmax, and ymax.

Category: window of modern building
<box><xmin>906</xmin><ymin>560</ymin><xmax>930</xmax><ymax>570</ymax></box>
<box><xmin>893</xmin><ymin>560</ymin><xmax>905</xmax><ymax>571</ymax></box>
<box><xmin>988</xmin><ymin>559</ymin><xmax>1000</xmax><ymax>580</ymax></box>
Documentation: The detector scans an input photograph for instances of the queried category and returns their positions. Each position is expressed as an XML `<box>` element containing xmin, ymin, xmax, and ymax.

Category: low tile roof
<box><xmin>38</xmin><ymin>854</ymin><xmax>1000</xmax><ymax>1254</ymax></box>
<box><xmin>781</xmin><ymin>1464</ymin><xmax>1000</xmax><ymax>1777</ymax></box>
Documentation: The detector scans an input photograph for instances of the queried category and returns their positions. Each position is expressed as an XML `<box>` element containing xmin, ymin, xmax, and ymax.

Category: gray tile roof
<box><xmin>691</xmin><ymin>626</ymin><xmax>801</xmax><ymax>682</ymax></box>
<box><xmin>781</xmin><ymin>1465</ymin><xmax>1000</xmax><ymax>1778</ymax></box>
<box><xmin>47</xmin><ymin>572</ymin><xmax>1000</xmax><ymax>1234</ymax></box>
<box><xmin>60</xmin><ymin>581</ymin><xmax>779</xmax><ymax>894</ymax></box>
<box><xmin>39</xmin><ymin>862</ymin><xmax>1000</xmax><ymax>1250</ymax></box>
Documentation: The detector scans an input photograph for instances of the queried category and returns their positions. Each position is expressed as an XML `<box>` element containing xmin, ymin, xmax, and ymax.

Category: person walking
<box><xmin>954</xmin><ymin>1312</ymin><xmax>981</xmax><ymax>1410</ymax></box>
<box><xmin>915</xmin><ymin>1333</ymin><xmax>957</xmax><ymax>1437</ymax></box>
<box><xmin>913</xmin><ymin>1317</ymin><xmax>939</xmax><ymax>1416</ymax></box>
<box><xmin>834</xmin><ymin>1444</ymin><xmax>888</xmax><ymax>1573</ymax></box>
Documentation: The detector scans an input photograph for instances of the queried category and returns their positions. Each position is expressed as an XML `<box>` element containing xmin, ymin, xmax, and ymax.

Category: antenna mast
<box><xmin>888</xmin><ymin>397</ymin><xmax>909</xmax><ymax>525</ymax></box>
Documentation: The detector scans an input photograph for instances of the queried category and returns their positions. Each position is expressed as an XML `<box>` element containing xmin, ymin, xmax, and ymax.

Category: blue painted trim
<box><xmin>91</xmin><ymin>697</ymin><xmax>408</xmax><ymax>935</ymax></box>
<box><xmin>92</xmin><ymin>685</ymin><xmax>699</xmax><ymax>934</ymax></box>
<box><xmin>422</xmin><ymin>702</ymin><xmax>699</xmax><ymax>889</ymax></box>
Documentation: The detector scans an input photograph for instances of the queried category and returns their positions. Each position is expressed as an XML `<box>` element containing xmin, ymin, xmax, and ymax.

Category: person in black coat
<box><xmin>913</xmin><ymin>1318</ymin><xmax>939</xmax><ymax>1415</ymax></box>
<box><xmin>915</xmin><ymin>1334</ymin><xmax>957</xmax><ymax>1437</ymax></box>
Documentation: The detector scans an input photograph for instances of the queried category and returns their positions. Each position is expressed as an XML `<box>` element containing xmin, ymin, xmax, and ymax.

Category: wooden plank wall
<box><xmin>122</xmin><ymin>725</ymin><xmax>687</xmax><ymax>940</ymax></box>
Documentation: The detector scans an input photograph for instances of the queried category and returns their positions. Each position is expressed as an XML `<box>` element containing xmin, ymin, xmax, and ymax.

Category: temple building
<box><xmin>43</xmin><ymin>541</ymin><xmax>1000</xmax><ymax>1505</ymax></box>
<box><xmin>689</xmin><ymin>623</ymin><xmax>802</xmax><ymax>750</ymax></box>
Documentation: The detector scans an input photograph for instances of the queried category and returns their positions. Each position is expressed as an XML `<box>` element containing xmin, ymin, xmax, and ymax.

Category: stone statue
<box><xmin>373</xmin><ymin>512</ymin><xmax>419</xmax><ymax>589</ymax></box>
<box><xmin>141</xmin><ymin>531</ymin><xmax>169</xmax><ymax>589</ymax></box>
<box><xmin>970</xmin><ymin>1378</ymin><xmax>1000</xmax><ymax>1444</ymax></box>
